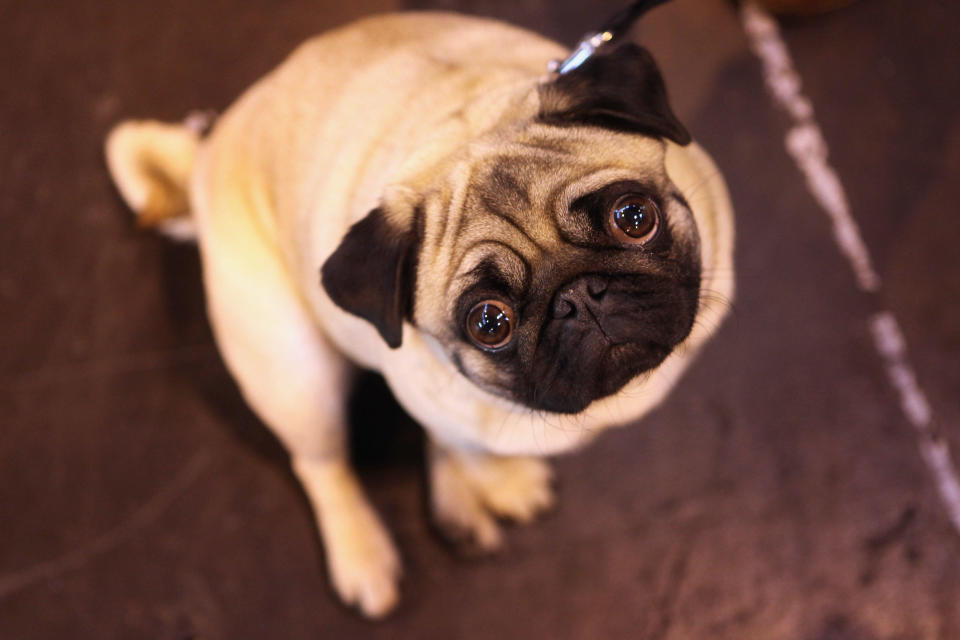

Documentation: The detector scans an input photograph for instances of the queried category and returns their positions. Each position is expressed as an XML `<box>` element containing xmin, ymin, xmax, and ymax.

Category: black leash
<box><xmin>550</xmin><ymin>0</ymin><xmax>672</xmax><ymax>74</ymax></box>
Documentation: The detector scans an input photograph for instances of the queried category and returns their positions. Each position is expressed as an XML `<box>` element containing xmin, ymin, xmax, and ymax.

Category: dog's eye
<box><xmin>466</xmin><ymin>300</ymin><xmax>515</xmax><ymax>350</ymax></box>
<box><xmin>609</xmin><ymin>194</ymin><xmax>660</xmax><ymax>245</ymax></box>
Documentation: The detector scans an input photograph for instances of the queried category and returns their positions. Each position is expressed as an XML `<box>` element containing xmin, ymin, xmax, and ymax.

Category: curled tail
<box><xmin>104</xmin><ymin>114</ymin><xmax>211</xmax><ymax>241</ymax></box>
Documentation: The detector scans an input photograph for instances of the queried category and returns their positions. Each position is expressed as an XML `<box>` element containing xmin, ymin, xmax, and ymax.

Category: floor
<box><xmin>2</xmin><ymin>0</ymin><xmax>959</xmax><ymax>638</ymax></box>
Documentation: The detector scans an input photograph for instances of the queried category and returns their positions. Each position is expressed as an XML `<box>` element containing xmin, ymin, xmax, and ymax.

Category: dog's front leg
<box><xmin>196</xmin><ymin>196</ymin><xmax>400</xmax><ymax>618</ymax></box>
<box><xmin>427</xmin><ymin>439</ymin><xmax>555</xmax><ymax>555</ymax></box>
<box><xmin>290</xmin><ymin>455</ymin><xmax>401</xmax><ymax>617</ymax></box>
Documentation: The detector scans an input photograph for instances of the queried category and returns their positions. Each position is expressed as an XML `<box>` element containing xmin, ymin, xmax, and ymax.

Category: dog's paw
<box><xmin>322</xmin><ymin>503</ymin><xmax>402</xmax><ymax>618</ymax></box>
<box><xmin>429</xmin><ymin>449</ymin><xmax>554</xmax><ymax>555</ymax></box>
<box><xmin>461</xmin><ymin>455</ymin><xmax>555</xmax><ymax>522</ymax></box>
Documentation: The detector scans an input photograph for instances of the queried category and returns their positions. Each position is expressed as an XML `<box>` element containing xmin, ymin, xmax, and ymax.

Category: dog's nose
<box><xmin>551</xmin><ymin>275</ymin><xmax>608</xmax><ymax>319</ymax></box>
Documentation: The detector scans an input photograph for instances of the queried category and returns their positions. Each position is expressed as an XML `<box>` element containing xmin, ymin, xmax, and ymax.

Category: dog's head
<box><xmin>322</xmin><ymin>43</ymin><xmax>701</xmax><ymax>414</ymax></box>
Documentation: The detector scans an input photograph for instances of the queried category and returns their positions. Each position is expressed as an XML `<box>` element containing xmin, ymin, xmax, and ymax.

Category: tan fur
<box><xmin>106</xmin><ymin>12</ymin><xmax>734</xmax><ymax>618</ymax></box>
<box><xmin>106</xmin><ymin>121</ymin><xmax>197</xmax><ymax>223</ymax></box>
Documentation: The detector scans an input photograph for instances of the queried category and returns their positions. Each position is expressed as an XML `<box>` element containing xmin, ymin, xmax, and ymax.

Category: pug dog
<box><xmin>105</xmin><ymin>10</ymin><xmax>734</xmax><ymax>618</ymax></box>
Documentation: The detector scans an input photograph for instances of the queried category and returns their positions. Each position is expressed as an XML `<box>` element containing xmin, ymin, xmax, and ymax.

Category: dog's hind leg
<box><xmin>193</xmin><ymin>166</ymin><xmax>401</xmax><ymax>618</ymax></box>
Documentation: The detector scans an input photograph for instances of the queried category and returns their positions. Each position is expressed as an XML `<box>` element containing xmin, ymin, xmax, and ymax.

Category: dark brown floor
<box><xmin>2</xmin><ymin>1</ymin><xmax>959</xmax><ymax>638</ymax></box>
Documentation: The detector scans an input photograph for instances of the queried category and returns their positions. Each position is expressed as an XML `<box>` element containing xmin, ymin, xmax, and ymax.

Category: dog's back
<box><xmin>106</xmin><ymin>13</ymin><xmax>563</xmax><ymax>252</ymax></box>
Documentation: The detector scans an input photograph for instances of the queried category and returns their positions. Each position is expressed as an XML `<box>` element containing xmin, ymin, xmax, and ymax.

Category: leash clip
<box><xmin>548</xmin><ymin>30</ymin><xmax>613</xmax><ymax>75</ymax></box>
<box><xmin>547</xmin><ymin>0</ymin><xmax>671</xmax><ymax>75</ymax></box>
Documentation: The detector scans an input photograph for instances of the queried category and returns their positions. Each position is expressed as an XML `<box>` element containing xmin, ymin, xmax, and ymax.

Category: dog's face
<box><xmin>322</xmin><ymin>44</ymin><xmax>702</xmax><ymax>414</ymax></box>
<box><xmin>420</xmin><ymin>133</ymin><xmax>700</xmax><ymax>414</ymax></box>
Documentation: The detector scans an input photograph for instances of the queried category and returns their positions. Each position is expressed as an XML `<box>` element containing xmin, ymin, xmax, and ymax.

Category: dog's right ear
<box><xmin>321</xmin><ymin>206</ymin><xmax>419</xmax><ymax>349</ymax></box>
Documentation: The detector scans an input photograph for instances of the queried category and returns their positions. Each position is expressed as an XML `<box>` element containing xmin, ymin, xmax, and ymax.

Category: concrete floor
<box><xmin>2</xmin><ymin>0</ymin><xmax>959</xmax><ymax>638</ymax></box>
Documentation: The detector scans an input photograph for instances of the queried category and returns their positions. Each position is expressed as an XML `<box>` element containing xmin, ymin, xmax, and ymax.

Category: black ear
<box><xmin>321</xmin><ymin>207</ymin><xmax>419</xmax><ymax>349</ymax></box>
<box><xmin>539</xmin><ymin>42</ymin><xmax>690</xmax><ymax>145</ymax></box>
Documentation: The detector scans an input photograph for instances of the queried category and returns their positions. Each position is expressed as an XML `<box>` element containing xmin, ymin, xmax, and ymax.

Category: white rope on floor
<box><xmin>740</xmin><ymin>0</ymin><xmax>960</xmax><ymax>536</ymax></box>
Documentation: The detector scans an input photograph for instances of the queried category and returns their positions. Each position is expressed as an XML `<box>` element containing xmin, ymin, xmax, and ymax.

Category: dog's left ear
<box><xmin>321</xmin><ymin>206</ymin><xmax>419</xmax><ymax>349</ymax></box>
<box><xmin>539</xmin><ymin>42</ymin><xmax>690</xmax><ymax>145</ymax></box>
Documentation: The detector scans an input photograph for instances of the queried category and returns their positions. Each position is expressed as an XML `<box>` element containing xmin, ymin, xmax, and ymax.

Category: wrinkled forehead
<box><xmin>428</xmin><ymin>126</ymin><xmax>670</xmax><ymax>300</ymax></box>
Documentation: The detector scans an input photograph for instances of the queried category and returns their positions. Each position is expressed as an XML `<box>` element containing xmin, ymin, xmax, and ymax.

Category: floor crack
<box><xmin>0</xmin><ymin>452</ymin><xmax>212</xmax><ymax>600</ymax></box>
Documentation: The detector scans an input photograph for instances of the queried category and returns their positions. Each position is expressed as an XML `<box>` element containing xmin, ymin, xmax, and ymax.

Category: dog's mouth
<box><xmin>520</xmin><ymin>275</ymin><xmax>699</xmax><ymax>414</ymax></box>
<box><xmin>524</xmin><ymin>336</ymin><xmax>675</xmax><ymax>414</ymax></box>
